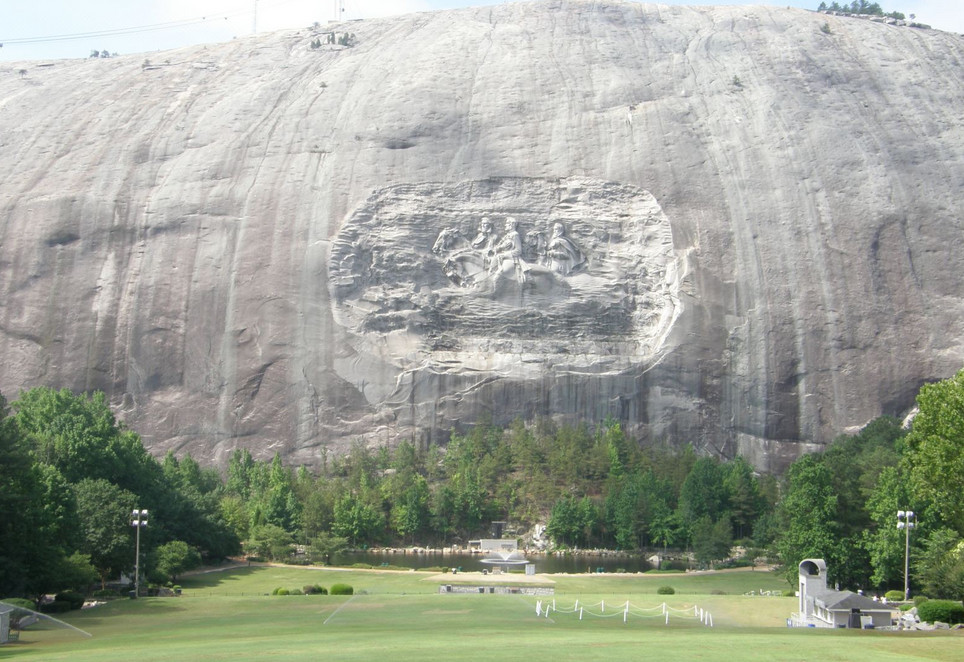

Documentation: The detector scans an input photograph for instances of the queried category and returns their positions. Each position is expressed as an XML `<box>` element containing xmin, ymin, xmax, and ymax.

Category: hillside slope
<box><xmin>0</xmin><ymin>2</ymin><xmax>962</xmax><ymax>470</ymax></box>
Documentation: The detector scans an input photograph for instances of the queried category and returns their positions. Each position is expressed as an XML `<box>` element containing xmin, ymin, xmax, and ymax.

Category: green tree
<box><xmin>390</xmin><ymin>475</ymin><xmax>430</xmax><ymax>543</ymax></box>
<box><xmin>913</xmin><ymin>528</ymin><xmax>964</xmax><ymax>601</ymax></box>
<box><xmin>245</xmin><ymin>524</ymin><xmax>294</xmax><ymax>561</ymax></box>
<box><xmin>678</xmin><ymin>457</ymin><xmax>728</xmax><ymax>534</ymax></box>
<box><xmin>547</xmin><ymin>495</ymin><xmax>598</xmax><ymax>547</ymax></box>
<box><xmin>723</xmin><ymin>457</ymin><xmax>764</xmax><ymax>540</ymax></box>
<box><xmin>905</xmin><ymin>370</ymin><xmax>964</xmax><ymax>534</ymax></box>
<box><xmin>307</xmin><ymin>531</ymin><xmax>348</xmax><ymax>565</ymax></box>
<box><xmin>692</xmin><ymin>516</ymin><xmax>733</xmax><ymax>566</ymax></box>
<box><xmin>332</xmin><ymin>493</ymin><xmax>384</xmax><ymax>547</ymax></box>
<box><xmin>15</xmin><ymin>388</ymin><xmax>162</xmax><ymax>498</ymax></box>
<box><xmin>153</xmin><ymin>540</ymin><xmax>201</xmax><ymax>583</ymax></box>
<box><xmin>862</xmin><ymin>466</ymin><xmax>917</xmax><ymax>588</ymax></box>
<box><xmin>775</xmin><ymin>455</ymin><xmax>842</xmax><ymax>585</ymax></box>
<box><xmin>73</xmin><ymin>478</ymin><xmax>139</xmax><ymax>588</ymax></box>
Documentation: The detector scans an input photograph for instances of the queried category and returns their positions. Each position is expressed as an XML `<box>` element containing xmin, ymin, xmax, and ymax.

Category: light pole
<box><xmin>131</xmin><ymin>509</ymin><xmax>149</xmax><ymax>598</ymax></box>
<box><xmin>896</xmin><ymin>510</ymin><xmax>916</xmax><ymax>601</ymax></box>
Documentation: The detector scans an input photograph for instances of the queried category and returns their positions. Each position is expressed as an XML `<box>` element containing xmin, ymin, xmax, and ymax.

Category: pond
<box><xmin>330</xmin><ymin>550</ymin><xmax>661</xmax><ymax>574</ymax></box>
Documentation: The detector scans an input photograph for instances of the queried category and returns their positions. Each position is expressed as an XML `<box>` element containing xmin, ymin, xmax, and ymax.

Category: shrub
<box><xmin>303</xmin><ymin>585</ymin><xmax>327</xmax><ymax>595</ymax></box>
<box><xmin>885</xmin><ymin>590</ymin><xmax>905</xmax><ymax>602</ymax></box>
<box><xmin>330</xmin><ymin>583</ymin><xmax>354</xmax><ymax>595</ymax></box>
<box><xmin>917</xmin><ymin>600</ymin><xmax>964</xmax><ymax>625</ymax></box>
<box><xmin>899</xmin><ymin>603</ymin><xmax>914</xmax><ymax>611</ymax></box>
<box><xmin>272</xmin><ymin>587</ymin><xmax>290</xmax><ymax>596</ymax></box>
<box><xmin>55</xmin><ymin>591</ymin><xmax>85</xmax><ymax>610</ymax></box>
<box><xmin>1</xmin><ymin>598</ymin><xmax>35</xmax><ymax>627</ymax></box>
<box><xmin>914</xmin><ymin>595</ymin><xmax>929</xmax><ymax>606</ymax></box>
<box><xmin>783</xmin><ymin>590</ymin><xmax>797</xmax><ymax>597</ymax></box>
<box><xmin>290</xmin><ymin>589</ymin><xmax>303</xmax><ymax>595</ymax></box>
<box><xmin>821</xmin><ymin>22</ymin><xmax>832</xmax><ymax>34</ymax></box>
<box><xmin>656</xmin><ymin>586</ymin><xmax>675</xmax><ymax>595</ymax></box>
<box><xmin>2</xmin><ymin>597</ymin><xmax>36</xmax><ymax>618</ymax></box>
<box><xmin>40</xmin><ymin>600</ymin><xmax>72</xmax><ymax>613</ymax></box>
<box><xmin>351</xmin><ymin>563</ymin><xmax>373</xmax><ymax>569</ymax></box>
<box><xmin>92</xmin><ymin>589</ymin><xmax>120</xmax><ymax>599</ymax></box>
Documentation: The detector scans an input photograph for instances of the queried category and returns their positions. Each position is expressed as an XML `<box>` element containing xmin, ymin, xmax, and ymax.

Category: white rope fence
<box><xmin>535</xmin><ymin>599</ymin><xmax>713</xmax><ymax>627</ymax></box>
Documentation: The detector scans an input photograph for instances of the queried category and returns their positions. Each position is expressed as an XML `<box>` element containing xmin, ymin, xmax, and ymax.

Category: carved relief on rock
<box><xmin>328</xmin><ymin>177</ymin><xmax>682</xmax><ymax>399</ymax></box>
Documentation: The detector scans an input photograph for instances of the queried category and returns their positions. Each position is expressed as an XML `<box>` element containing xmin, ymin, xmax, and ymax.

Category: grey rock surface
<box><xmin>0</xmin><ymin>2</ymin><xmax>962</xmax><ymax>470</ymax></box>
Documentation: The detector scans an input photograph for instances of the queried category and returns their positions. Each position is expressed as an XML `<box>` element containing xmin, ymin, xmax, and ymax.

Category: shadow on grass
<box><xmin>178</xmin><ymin>564</ymin><xmax>275</xmax><ymax>590</ymax></box>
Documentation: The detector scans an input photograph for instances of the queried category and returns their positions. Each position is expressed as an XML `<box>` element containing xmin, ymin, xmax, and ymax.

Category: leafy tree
<box><xmin>775</xmin><ymin>455</ymin><xmax>842</xmax><ymax>585</ymax></box>
<box><xmin>59</xmin><ymin>552</ymin><xmax>99</xmax><ymax>593</ymax></box>
<box><xmin>14</xmin><ymin>388</ymin><xmax>163</xmax><ymax>502</ymax></box>
<box><xmin>905</xmin><ymin>370</ymin><xmax>964</xmax><ymax>534</ymax></box>
<box><xmin>723</xmin><ymin>456</ymin><xmax>764</xmax><ymax>540</ymax></box>
<box><xmin>245</xmin><ymin>524</ymin><xmax>295</xmax><ymax>561</ymax></box>
<box><xmin>913</xmin><ymin>528</ymin><xmax>964</xmax><ymax>601</ymax></box>
<box><xmin>678</xmin><ymin>457</ymin><xmax>728</xmax><ymax>532</ymax></box>
<box><xmin>546</xmin><ymin>495</ymin><xmax>598</xmax><ymax>547</ymax></box>
<box><xmin>390</xmin><ymin>475</ymin><xmax>430</xmax><ymax>543</ymax></box>
<box><xmin>307</xmin><ymin>531</ymin><xmax>348</xmax><ymax>565</ymax></box>
<box><xmin>153</xmin><ymin>540</ymin><xmax>201</xmax><ymax>583</ymax></box>
<box><xmin>862</xmin><ymin>466</ymin><xmax>919</xmax><ymax>588</ymax></box>
<box><xmin>73</xmin><ymin>478</ymin><xmax>139</xmax><ymax>588</ymax></box>
<box><xmin>0</xmin><ymin>396</ymin><xmax>71</xmax><ymax>598</ymax></box>
<box><xmin>332</xmin><ymin>493</ymin><xmax>384</xmax><ymax>547</ymax></box>
<box><xmin>691</xmin><ymin>516</ymin><xmax>733</xmax><ymax>566</ymax></box>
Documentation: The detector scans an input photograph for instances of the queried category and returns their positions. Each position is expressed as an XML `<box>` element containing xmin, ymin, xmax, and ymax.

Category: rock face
<box><xmin>0</xmin><ymin>2</ymin><xmax>963</xmax><ymax>471</ymax></box>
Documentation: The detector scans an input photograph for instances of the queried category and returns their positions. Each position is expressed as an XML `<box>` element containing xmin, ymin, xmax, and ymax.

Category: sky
<box><xmin>1</xmin><ymin>0</ymin><xmax>962</xmax><ymax>63</ymax></box>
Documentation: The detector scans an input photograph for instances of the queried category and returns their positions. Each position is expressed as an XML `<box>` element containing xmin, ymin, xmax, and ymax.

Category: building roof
<box><xmin>816</xmin><ymin>590</ymin><xmax>893</xmax><ymax>612</ymax></box>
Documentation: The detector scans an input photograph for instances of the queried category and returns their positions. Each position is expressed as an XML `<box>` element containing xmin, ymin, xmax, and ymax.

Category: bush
<box><xmin>40</xmin><ymin>600</ymin><xmax>72</xmax><ymax>613</ymax></box>
<box><xmin>917</xmin><ymin>599</ymin><xmax>964</xmax><ymax>625</ymax></box>
<box><xmin>272</xmin><ymin>587</ymin><xmax>290</xmax><ymax>596</ymax></box>
<box><xmin>351</xmin><ymin>563</ymin><xmax>373</xmax><ymax>569</ymax></box>
<box><xmin>783</xmin><ymin>590</ymin><xmax>797</xmax><ymax>597</ymax></box>
<box><xmin>884</xmin><ymin>590</ymin><xmax>905</xmax><ymax>602</ymax></box>
<box><xmin>92</xmin><ymin>589</ymin><xmax>120</xmax><ymax>599</ymax></box>
<box><xmin>330</xmin><ymin>583</ymin><xmax>354</xmax><ymax>595</ymax></box>
<box><xmin>303</xmin><ymin>585</ymin><xmax>328</xmax><ymax>595</ymax></box>
<box><xmin>290</xmin><ymin>589</ymin><xmax>303</xmax><ymax>595</ymax></box>
<box><xmin>914</xmin><ymin>595</ymin><xmax>929</xmax><ymax>606</ymax></box>
<box><xmin>2</xmin><ymin>597</ymin><xmax>36</xmax><ymax>623</ymax></box>
<box><xmin>656</xmin><ymin>586</ymin><xmax>675</xmax><ymax>595</ymax></box>
<box><xmin>55</xmin><ymin>591</ymin><xmax>85</xmax><ymax>610</ymax></box>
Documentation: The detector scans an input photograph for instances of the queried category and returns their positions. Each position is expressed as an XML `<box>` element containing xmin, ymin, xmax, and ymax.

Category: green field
<box><xmin>3</xmin><ymin>566</ymin><xmax>962</xmax><ymax>661</ymax></box>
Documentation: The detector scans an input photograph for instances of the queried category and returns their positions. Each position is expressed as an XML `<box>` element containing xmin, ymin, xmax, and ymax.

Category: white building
<box><xmin>793</xmin><ymin>558</ymin><xmax>895</xmax><ymax>628</ymax></box>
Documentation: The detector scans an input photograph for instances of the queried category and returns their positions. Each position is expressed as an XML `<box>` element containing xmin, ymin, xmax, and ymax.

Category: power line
<box><xmin>0</xmin><ymin>0</ymin><xmax>304</xmax><ymax>46</ymax></box>
<box><xmin>0</xmin><ymin>13</ymin><xmax>247</xmax><ymax>46</ymax></box>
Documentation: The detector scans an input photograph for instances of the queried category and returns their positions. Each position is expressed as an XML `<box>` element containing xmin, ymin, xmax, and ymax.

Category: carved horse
<box><xmin>433</xmin><ymin>228</ymin><xmax>487</xmax><ymax>287</ymax></box>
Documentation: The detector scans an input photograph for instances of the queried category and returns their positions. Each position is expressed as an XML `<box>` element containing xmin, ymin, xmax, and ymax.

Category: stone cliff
<box><xmin>1</xmin><ymin>2</ymin><xmax>962</xmax><ymax>471</ymax></box>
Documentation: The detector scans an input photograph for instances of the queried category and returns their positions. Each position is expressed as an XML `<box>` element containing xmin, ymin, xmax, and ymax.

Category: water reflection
<box><xmin>330</xmin><ymin>550</ymin><xmax>656</xmax><ymax>574</ymax></box>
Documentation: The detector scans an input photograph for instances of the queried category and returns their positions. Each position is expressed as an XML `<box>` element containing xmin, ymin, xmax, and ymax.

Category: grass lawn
<box><xmin>4</xmin><ymin>566</ymin><xmax>962</xmax><ymax>661</ymax></box>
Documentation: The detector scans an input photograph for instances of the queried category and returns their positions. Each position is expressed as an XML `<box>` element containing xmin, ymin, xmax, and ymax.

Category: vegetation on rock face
<box><xmin>6</xmin><ymin>369</ymin><xmax>964</xmax><ymax>602</ymax></box>
<box><xmin>817</xmin><ymin>2</ymin><xmax>906</xmax><ymax>20</ymax></box>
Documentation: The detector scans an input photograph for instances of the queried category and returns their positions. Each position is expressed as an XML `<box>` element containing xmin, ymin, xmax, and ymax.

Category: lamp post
<box><xmin>896</xmin><ymin>510</ymin><xmax>916</xmax><ymax>601</ymax></box>
<box><xmin>131</xmin><ymin>509</ymin><xmax>149</xmax><ymax>598</ymax></box>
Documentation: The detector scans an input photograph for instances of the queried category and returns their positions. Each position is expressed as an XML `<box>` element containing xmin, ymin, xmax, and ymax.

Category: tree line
<box><xmin>817</xmin><ymin>2</ymin><xmax>907</xmax><ymax>20</ymax></box>
<box><xmin>4</xmin><ymin>369</ymin><xmax>964</xmax><ymax>604</ymax></box>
